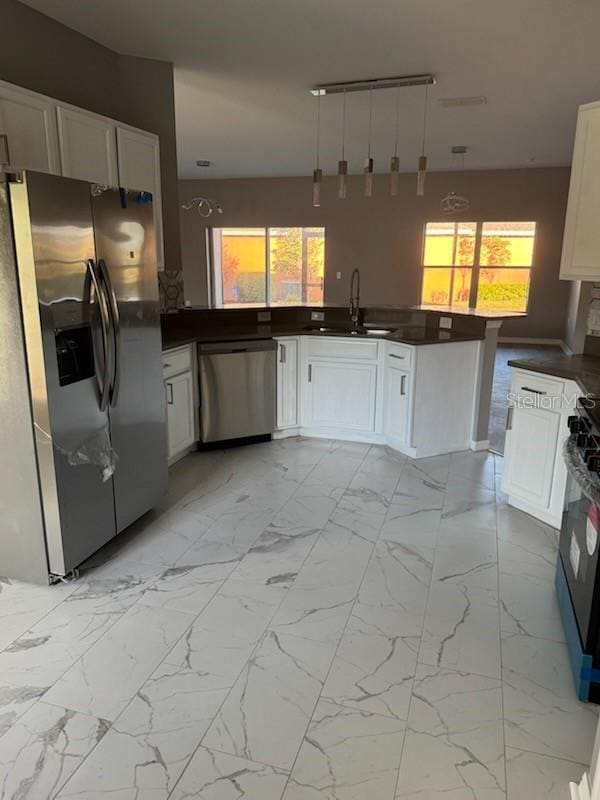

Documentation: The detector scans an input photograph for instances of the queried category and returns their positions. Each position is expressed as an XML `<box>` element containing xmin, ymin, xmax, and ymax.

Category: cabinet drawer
<box><xmin>306</xmin><ymin>336</ymin><xmax>379</xmax><ymax>361</ymax></box>
<box><xmin>385</xmin><ymin>342</ymin><xmax>413</xmax><ymax>369</ymax></box>
<box><xmin>162</xmin><ymin>345</ymin><xmax>192</xmax><ymax>378</ymax></box>
<box><xmin>511</xmin><ymin>370</ymin><xmax>565</xmax><ymax>405</ymax></box>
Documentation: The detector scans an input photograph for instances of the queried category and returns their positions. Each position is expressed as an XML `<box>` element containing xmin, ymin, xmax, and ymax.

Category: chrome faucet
<box><xmin>349</xmin><ymin>268</ymin><xmax>361</xmax><ymax>330</ymax></box>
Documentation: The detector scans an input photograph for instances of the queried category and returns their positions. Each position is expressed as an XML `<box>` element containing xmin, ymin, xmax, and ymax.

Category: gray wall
<box><xmin>180</xmin><ymin>167</ymin><xmax>571</xmax><ymax>340</ymax></box>
<box><xmin>0</xmin><ymin>0</ymin><xmax>181</xmax><ymax>268</ymax></box>
<box><xmin>564</xmin><ymin>281</ymin><xmax>592</xmax><ymax>354</ymax></box>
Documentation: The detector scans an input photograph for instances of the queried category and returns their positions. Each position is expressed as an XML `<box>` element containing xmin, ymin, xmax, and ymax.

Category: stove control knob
<box><xmin>587</xmin><ymin>455</ymin><xmax>600</xmax><ymax>473</ymax></box>
<box><xmin>569</xmin><ymin>416</ymin><xmax>587</xmax><ymax>434</ymax></box>
<box><xmin>577</xmin><ymin>433</ymin><xmax>592</xmax><ymax>448</ymax></box>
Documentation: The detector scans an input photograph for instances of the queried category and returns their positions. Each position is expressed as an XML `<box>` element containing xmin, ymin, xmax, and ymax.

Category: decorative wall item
<box><xmin>158</xmin><ymin>269</ymin><xmax>185</xmax><ymax>312</ymax></box>
<box><xmin>441</xmin><ymin>146</ymin><xmax>471</xmax><ymax>214</ymax></box>
<box><xmin>181</xmin><ymin>197</ymin><xmax>223</xmax><ymax>218</ymax></box>
<box><xmin>309</xmin><ymin>74</ymin><xmax>435</xmax><ymax>205</ymax></box>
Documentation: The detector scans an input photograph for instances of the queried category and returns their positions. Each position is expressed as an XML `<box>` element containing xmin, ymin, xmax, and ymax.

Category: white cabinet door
<box><xmin>306</xmin><ymin>360</ymin><xmax>377</xmax><ymax>432</ymax></box>
<box><xmin>116</xmin><ymin>126</ymin><xmax>164</xmax><ymax>269</ymax></box>
<box><xmin>503</xmin><ymin>404</ymin><xmax>561</xmax><ymax>508</ymax></box>
<box><xmin>0</xmin><ymin>81</ymin><xmax>60</xmax><ymax>173</ymax></box>
<box><xmin>560</xmin><ymin>101</ymin><xmax>600</xmax><ymax>281</ymax></box>
<box><xmin>57</xmin><ymin>105</ymin><xmax>118</xmax><ymax>185</ymax></box>
<box><xmin>165</xmin><ymin>371</ymin><xmax>195</xmax><ymax>461</ymax></box>
<box><xmin>276</xmin><ymin>339</ymin><xmax>298</xmax><ymax>429</ymax></box>
<box><xmin>385</xmin><ymin>365</ymin><xmax>410</xmax><ymax>445</ymax></box>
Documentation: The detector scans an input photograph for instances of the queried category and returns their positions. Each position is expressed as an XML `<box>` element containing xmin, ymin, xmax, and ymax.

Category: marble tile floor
<box><xmin>0</xmin><ymin>437</ymin><xmax>596</xmax><ymax>799</ymax></box>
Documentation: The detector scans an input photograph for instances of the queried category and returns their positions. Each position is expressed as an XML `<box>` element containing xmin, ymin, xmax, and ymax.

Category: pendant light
<box><xmin>364</xmin><ymin>87</ymin><xmax>374</xmax><ymax>197</ymax></box>
<box><xmin>416</xmin><ymin>83</ymin><xmax>429</xmax><ymax>196</ymax></box>
<box><xmin>312</xmin><ymin>91</ymin><xmax>322</xmax><ymax>207</ymax></box>
<box><xmin>338</xmin><ymin>90</ymin><xmax>348</xmax><ymax>199</ymax></box>
<box><xmin>390</xmin><ymin>81</ymin><xmax>401</xmax><ymax>196</ymax></box>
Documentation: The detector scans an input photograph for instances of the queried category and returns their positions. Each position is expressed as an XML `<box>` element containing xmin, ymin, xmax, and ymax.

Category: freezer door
<box><xmin>90</xmin><ymin>186</ymin><xmax>168</xmax><ymax>532</ymax></box>
<box><xmin>10</xmin><ymin>172</ymin><xmax>117</xmax><ymax>575</ymax></box>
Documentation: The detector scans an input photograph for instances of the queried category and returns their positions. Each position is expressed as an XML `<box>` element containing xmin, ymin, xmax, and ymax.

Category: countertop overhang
<box><xmin>162</xmin><ymin>325</ymin><xmax>484</xmax><ymax>350</ymax></box>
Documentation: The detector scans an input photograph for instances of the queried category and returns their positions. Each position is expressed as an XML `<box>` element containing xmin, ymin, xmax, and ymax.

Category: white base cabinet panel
<box><xmin>502</xmin><ymin>368</ymin><xmax>577</xmax><ymax>528</ymax></box>
<box><xmin>274</xmin><ymin>336</ymin><xmax>481</xmax><ymax>459</ymax></box>
<box><xmin>275</xmin><ymin>337</ymin><xmax>299</xmax><ymax>430</ymax></box>
<box><xmin>163</xmin><ymin>345</ymin><xmax>197</xmax><ymax>464</ymax></box>
<box><xmin>305</xmin><ymin>360</ymin><xmax>378</xmax><ymax>432</ymax></box>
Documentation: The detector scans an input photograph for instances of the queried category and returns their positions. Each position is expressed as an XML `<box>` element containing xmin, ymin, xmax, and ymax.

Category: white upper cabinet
<box><xmin>560</xmin><ymin>100</ymin><xmax>600</xmax><ymax>280</ymax></box>
<box><xmin>0</xmin><ymin>80</ymin><xmax>60</xmax><ymax>174</ymax></box>
<box><xmin>56</xmin><ymin>105</ymin><xmax>118</xmax><ymax>185</ymax></box>
<box><xmin>116</xmin><ymin>126</ymin><xmax>164</xmax><ymax>268</ymax></box>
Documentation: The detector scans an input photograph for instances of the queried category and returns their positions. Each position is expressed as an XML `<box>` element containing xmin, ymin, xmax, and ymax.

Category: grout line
<box><xmin>167</xmin><ymin>439</ymin><xmax>377</xmax><ymax>799</ymax></box>
<box><xmin>275</xmin><ymin>444</ymin><xmax>407</xmax><ymax>798</ymax></box>
<box><xmin>37</xmin><ymin>438</ymin><xmax>337</xmax><ymax>798</ymax></box>
<box><xmin>392</xmin><ymin>454</ymin><xmax>451</xmax><ymax>798</ymax></box>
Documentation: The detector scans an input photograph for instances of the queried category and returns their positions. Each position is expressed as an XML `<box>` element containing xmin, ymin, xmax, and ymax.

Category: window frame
<box><xmin>420</xmin><ymin>220</ymin><xmax>537</xmax><ymax>312</ymax></box>
<box><xmin>208</xmin><ymin>226</ymin><xmax>326</xmax><ymax>308</ymax></box>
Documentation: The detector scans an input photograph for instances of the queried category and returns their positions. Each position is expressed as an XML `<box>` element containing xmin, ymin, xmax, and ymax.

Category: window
<box><xmin>211</xmin><ymin>227</ymin><xmax>325</xmax><ymax>307</ymax></box>
<box><xmin>421</xmin><ymin>221</ymin><xmax>536</xmax><ymax>312</ymax></box>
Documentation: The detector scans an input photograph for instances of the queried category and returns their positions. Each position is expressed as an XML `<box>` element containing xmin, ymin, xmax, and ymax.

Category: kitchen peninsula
<box><xmin>161</xmin><ymin>304</ymin><xmax>521</xmax><ymax>461</ymax></box>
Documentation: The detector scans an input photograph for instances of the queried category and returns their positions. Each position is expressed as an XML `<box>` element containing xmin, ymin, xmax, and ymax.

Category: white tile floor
<box><xmin>0</xmin><ymin>438</ymin><xmax>597</xmax><ymax>799</ymax></box>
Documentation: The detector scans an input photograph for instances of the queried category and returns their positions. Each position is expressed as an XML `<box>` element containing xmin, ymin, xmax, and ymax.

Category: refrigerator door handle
<box><xmin>98</xmin><ymin>259</ymin><xmax>121</xmax><ymax>406</ymax></box>
<box><xmin>86</xmin><ymin>259</ymin><xmax>111</xmax><ymax>412</ymax></box>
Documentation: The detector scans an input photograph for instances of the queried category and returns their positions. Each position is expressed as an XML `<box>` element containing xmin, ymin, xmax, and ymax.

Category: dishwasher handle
<box><xmin>198</xmin><ymin>339</ymin><xmax>277</xmax><ymax>356</ymax></box>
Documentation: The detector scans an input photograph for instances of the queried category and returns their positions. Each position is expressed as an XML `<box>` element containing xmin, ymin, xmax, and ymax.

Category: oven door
<box><xmin>559</xmin><ymin>445</ymin><xmax>600</xmax><ymax>651</ymax></box>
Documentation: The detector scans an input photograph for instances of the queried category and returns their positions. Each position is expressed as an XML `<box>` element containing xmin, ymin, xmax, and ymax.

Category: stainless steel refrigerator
<box><xmin>0</xmin><ymin>170</ymin><xmax>167</xmax><ymax>584</ymax></box>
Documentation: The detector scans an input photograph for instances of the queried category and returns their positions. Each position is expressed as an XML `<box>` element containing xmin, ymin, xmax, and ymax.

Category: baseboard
<box><xmin>507</xmin><ymin>494</ymin><xmax>561</xmax><ymax>529</ymax></box>
<box><xmin>498</xmin><ymin>336</ymin><xmax>566</xmax><ymax>348</ymax></box>
<box><xmin>470</xmin><ymin>439</ymin><xmax>490</xmax><ymax>452</ymax></box>
<box><xmin>273</xmin><ymin>427</ymin><xmax>301</xmax><ymax>439</ymax></box>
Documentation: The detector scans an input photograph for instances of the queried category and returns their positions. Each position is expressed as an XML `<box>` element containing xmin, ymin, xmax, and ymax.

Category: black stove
<box><xmin>557</xmin><ymin>396</ymin><xmax>600</xmax><ymax>702</ymax></box>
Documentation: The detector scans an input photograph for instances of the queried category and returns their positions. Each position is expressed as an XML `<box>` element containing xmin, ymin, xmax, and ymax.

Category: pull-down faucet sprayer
<box><xmin>349</xmin><ymin>268</ymin><xmax>361</xmax><ymax>331</ymax></box>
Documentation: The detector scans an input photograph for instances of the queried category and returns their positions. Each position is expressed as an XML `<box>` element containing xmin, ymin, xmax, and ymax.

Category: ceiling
<box><xmin>21</xmin><ymin>0</ymin><xmax>600</xmax><ymax>178</ymax></box>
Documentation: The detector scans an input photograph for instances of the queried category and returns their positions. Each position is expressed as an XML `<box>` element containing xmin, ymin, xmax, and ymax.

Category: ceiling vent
<box><xmin>439</xmin><ymin>96</ymin><xmax>487</xmax><ymax>108</ymax></box>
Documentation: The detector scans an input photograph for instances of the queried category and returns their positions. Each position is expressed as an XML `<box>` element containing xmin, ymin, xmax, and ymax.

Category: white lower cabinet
<box><xmin>276</xmin><ymin>337</ymin><xmax>299</xmax><ymax>430</ymax></box>
<box><xmin>502</xmin><ymin>368</ymin><xmax>576</xmax><ymax>528</ymax></box>
<box><xmin>385</xmin><ymin>364</ymin><xmax>411</xmax><ymax>447</ymax></box>
<box><xmin>274</xmin><ymin>335</ymin><xmax>481</xmax><ymax>456</ymax></box>
<box><xmin>305</xmin><ymin>359</ymin><xmax>377</xmax><ymax>433</ymax></box>
<box><xmin>163</xmin><ymin>345</ymin><xmax>197</xmax><ymax>464</ymax></box>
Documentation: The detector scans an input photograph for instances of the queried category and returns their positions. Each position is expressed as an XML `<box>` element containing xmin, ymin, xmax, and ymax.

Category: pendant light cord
<box><xmin>420</xmin><ymin>83</ymin><xmax>429</xmax><ymax>156</ymax></box>
<box><xmin>341</xmin><ymin>90</ymin><xmax>347</xmax><ymax>161</ymax></box>
<box><xmin>393</xmin><ymin>81</ymin><xmax>401</xmax><ymax>158</ymax></box>
<box><xmin>315</xmin><ymin>91</ymin><xmax>321</xmax><ymax>169</ymax></box>
<box><xmin>367</xmin><ymin>87</ymin><xmax>373</xmax><ymax>158</ymax></box>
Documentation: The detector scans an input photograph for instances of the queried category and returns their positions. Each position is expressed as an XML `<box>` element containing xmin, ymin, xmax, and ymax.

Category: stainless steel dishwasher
<box><xmin>198</xmin><ymin>339</ymin><xmax>277</xmax><ymax>443</ymax></box>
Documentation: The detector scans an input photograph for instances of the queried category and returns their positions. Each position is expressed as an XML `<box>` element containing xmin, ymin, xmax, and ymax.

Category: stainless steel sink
<box><xmin>313</xmin><ymin>326</ymin><xmax>395</xmax><ymax>336</ymax></box>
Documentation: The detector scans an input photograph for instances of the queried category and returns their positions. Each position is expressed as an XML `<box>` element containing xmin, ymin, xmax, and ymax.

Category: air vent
<box><xmin>439</xmin><ymin>96</ymin><xmax>487</xmax><ymax>108</ymax></box>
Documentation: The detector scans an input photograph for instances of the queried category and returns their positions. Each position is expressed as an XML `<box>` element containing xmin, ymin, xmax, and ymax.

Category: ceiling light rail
<box><xmin>310</xmin><ymin>73</ymin><xmax>435</xmax><ymax>96</ymax></box>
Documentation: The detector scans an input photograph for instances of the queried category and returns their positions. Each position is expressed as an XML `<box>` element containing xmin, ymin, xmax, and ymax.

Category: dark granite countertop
<box><xmin>162</xmin><ymin>325</ymin><xmax>484</xmax><ymax>351</ymax></box>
